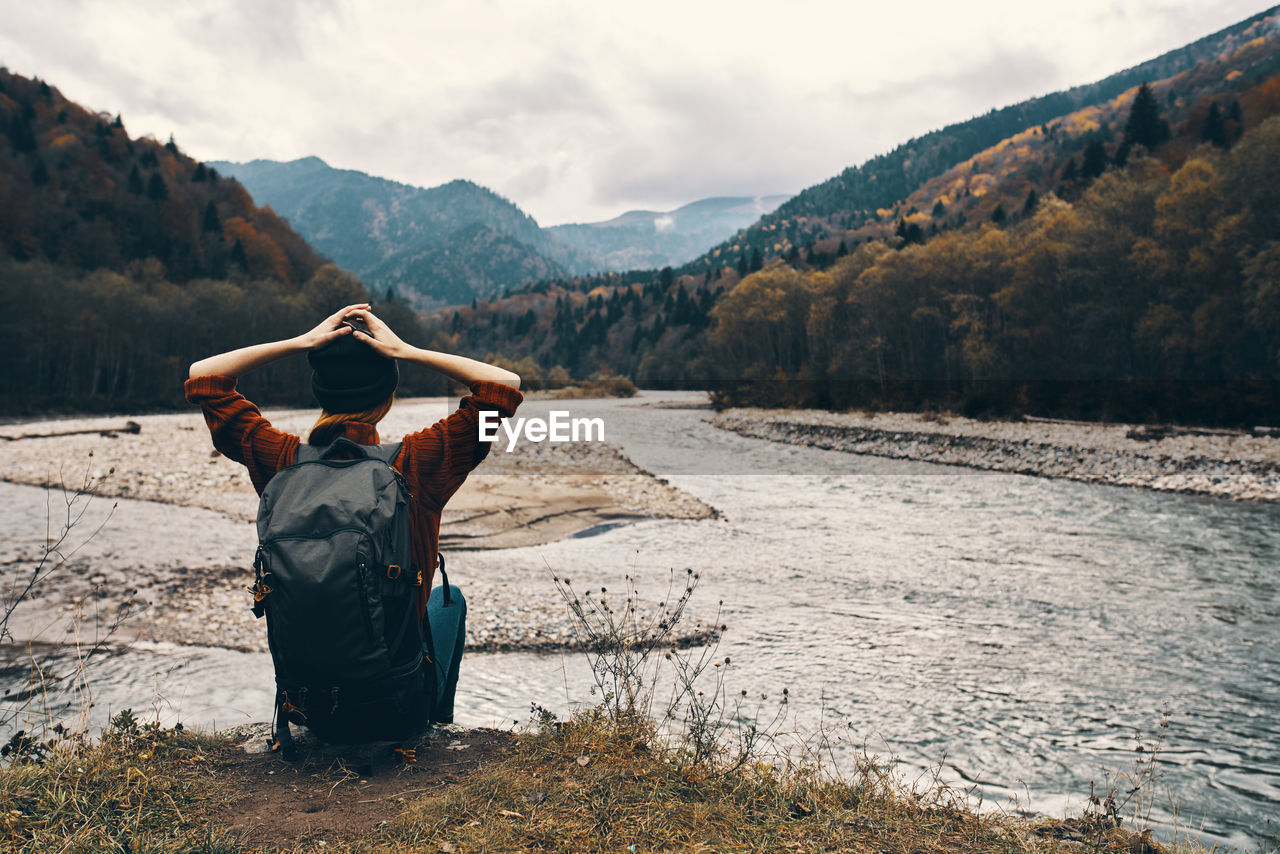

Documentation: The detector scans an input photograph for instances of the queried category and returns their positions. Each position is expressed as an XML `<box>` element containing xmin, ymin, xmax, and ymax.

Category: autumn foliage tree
<box><xmin>702</xmin><ymin>119</ymin><xmax>1280</xmax><ymax>425</ymax></box>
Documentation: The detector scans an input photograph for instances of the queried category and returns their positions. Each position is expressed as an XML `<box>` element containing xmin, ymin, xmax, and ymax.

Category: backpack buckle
<box><xmin>250</xmin><ymin>575</ymin><xmax>273</xmax><ymax>618</ymax></box>
<box><xmin>386</xmin><ymin>564</ymin><xmax>402</xmax><ymax>581</ymax></box>
<box><xmin>280</xmin><ymin>691</ymin><xmax>307</xmax><ymax>724</ymax></box>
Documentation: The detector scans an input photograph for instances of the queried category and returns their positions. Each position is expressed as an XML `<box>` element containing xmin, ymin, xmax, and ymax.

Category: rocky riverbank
<box><xmin>713</xmin><ymin>408</ymin><xmax>1280</xmax><ymax>503</ymax></box>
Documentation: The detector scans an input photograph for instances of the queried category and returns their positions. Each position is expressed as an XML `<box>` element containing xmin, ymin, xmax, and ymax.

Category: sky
<box><xmin>0</xmin><ymin>1</ymin><xmax>1272</xmax><ymax>225</ymax></box>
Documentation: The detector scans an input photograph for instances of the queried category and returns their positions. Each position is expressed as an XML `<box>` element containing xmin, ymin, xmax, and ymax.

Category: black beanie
<box><xmin>308</xmin><ymin>320</ymin><xmax>398</xmax><ymax>413</ymax></box>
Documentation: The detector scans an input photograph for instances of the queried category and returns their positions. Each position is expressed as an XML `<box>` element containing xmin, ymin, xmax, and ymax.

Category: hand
<box><xmin>297</xmin><ymin>303</ymin><xmax>370</xmax><ymax>349</ymax></box>
<box><xmin>345</xmin><ymin>308</ymin><xmax>410</xmax><ymax>359</ymax></box>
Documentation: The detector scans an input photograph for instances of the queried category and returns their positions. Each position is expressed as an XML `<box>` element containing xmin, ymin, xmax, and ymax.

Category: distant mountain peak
<box><xmin>547</xmin><ymin>195</ymin><xmax>790</xmax><ymax>271</ymax></box>
<box><xmin>209</xmin><ymin>157</ymin><xmax>596</xmax><ymax>308</ymax></box>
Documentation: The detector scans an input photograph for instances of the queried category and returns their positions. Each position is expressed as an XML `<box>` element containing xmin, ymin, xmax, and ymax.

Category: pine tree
<box><xmin>1081</xmin><ymin>139</ymin><xmax>1108</xmax><ymax>179</ymax></box>
<box><xmin>193</xmin><ymin>162</ymin><xmax>207</xmax><ymax>182</ymax></box>
<box><xmin>146</xmin><ymin>173</ymin><xmax>168</xmax><ymax>200</ymax></box>
<box><xmin>1120</xmin><ymin>82</ymin><xmax>1170</xmax><ymax>157</ymax></box>
<box><xmin>202</xmin><ymin>200</ymin><xmax>221</xmax><ymax>232</ymax></box>
<box><xmin>991</xmin><ymin>204</ymin><xmax>1007</xmax><ymax>225</ymax></box>
<box><xmin>230</xmin><ymin>238</ymin><xmax>249</xmax><ymax>270</ymax></box>
<box><xmin>127</xmin><ymin>164</ymin><xmax>144</xmax><ymax>195</ymax></box>
<box><xmin>30</xmin><ymin>157</ymin><xmax>49</xmax><ymax>186</ymax></box>
<box><xmin>1023</xmin><ymin>189</ymin><xmax>1039</xmax><ymax>216</ymax></box>
<box><xmin>749</xmin><ymin>248</ymin><xmax>762</xmax><ymax>272</ymax></box>
<box><xmin>8</xmin><ymin>115</ymin><xmax>36</xmax><ymax>153</ymax></box>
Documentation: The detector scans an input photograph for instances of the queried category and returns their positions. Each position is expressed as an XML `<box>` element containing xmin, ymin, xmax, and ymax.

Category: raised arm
<box><xmin>344</xmin><ymin>308</ymin><xmax>521</xmax><ymax>390</ymax></box>
<box><xmin>188</xmin><ymin>303</ymin><xmax>370</xmax><ymax>379</ymax></box>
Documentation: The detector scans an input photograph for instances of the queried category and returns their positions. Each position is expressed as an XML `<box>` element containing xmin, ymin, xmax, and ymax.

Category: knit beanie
<box><xmin>307</xmin><ymin>319</ymin><xmax>398</xmax><ymax>413</ymax></box>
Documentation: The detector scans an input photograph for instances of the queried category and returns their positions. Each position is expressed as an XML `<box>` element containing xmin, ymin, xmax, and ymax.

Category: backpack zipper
<box><xmin>356</xmin><ymin>560</ymin><xmax>378</xmax><ymax>647</ymax></box>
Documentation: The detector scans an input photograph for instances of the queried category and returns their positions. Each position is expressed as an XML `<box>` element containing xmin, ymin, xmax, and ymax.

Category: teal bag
<box><xmin>424</xmin><ymin>554</ymin><xmax>466</xmax><ymax>725</ymax></box>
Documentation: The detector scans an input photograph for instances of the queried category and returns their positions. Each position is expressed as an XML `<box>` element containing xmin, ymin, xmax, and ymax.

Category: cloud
<box><xmin>0</xmin><ymin>0</ymin><xmax>1268</xmax><ymax>224</ymax></box>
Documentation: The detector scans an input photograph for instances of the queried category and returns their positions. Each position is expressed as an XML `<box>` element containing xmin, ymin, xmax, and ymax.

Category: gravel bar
<box><xmin>713</xmin><ymin>408</ymin><xmax>1280</xmax><ymax>503</ymax></box>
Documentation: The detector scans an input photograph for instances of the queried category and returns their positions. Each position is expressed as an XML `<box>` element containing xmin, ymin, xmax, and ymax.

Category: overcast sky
<box><xmin>1</xmin><ymin>1</ymin><xmax>1272</xmax><ymax>225</ymax></box>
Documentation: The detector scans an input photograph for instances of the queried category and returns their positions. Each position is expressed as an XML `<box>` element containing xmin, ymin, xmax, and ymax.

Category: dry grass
<box><xmin>0</xmin><ymin>710</ymin><xmax>241</xmax><ymax>853</ymax></box>
<box><xmin>0</xmin><ymin>707</ymin><xmax>1213</xmax><ymax>854</ymax></box>
<box><xmin>550</xmin><ymin>373</ymin><xmax>638</xmax><ymax>399</ymax></box>
<box><xmin>378</xmin><ymin>708</ymin><xmax>1179</xmax><ymax>854</ymax></box>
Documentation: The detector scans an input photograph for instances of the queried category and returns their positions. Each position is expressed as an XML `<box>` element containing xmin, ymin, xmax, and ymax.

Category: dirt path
<box><xmin>209</xmin><ymin>724</ymin><xmax>513</xmax><ymax>850</ymax></box>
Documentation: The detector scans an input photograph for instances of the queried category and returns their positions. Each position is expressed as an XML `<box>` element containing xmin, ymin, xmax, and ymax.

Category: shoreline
<box><xmin>712</xmin><ymin>407</ymin><xmax>1280</xmax><ymax>503</ymax></box>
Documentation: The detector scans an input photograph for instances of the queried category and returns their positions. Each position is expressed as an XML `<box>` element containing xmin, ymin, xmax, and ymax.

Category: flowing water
<box><xmin>2</xmin><ymin>391</ymin><xmax>1277</xmax><ymax>849</ymax></box>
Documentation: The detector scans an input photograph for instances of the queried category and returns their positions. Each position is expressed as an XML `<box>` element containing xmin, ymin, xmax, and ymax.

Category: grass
<box><xmin>0</xmin><ymin>707</ymin><xmax>1196</xmax><ymax>853</ymax></box>
<box><xmin>0</xmin><ymin>710</ymin><xmax>240</xmax><ymax>853</ymax></box>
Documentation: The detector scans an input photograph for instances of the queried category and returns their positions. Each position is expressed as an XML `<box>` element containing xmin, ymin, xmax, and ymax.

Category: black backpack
<box><xmin>251</xmin><ymin>438</ymin><xmax>441</xmax><ymax>752</ymax></box>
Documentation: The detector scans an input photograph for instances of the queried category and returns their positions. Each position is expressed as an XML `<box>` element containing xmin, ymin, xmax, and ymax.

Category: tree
<box><xmin>1081</xmin><ymin>139</ymin><xmax>1108</xmax><ymax>179</ymax></box>
<box><xmin>30</xmin><ymin>157</ymin><xmax>49</xmax><ymax>187</ymax></box>
<box><xmin>127</xmin><ymin>164</ymin><xmax>144</xmax><ymax>195</ymax></box>
<box><xmin>1202</xmin><ymin>103</ymin><xmax>1228</xmax><ymax>149</ymax></box>
<box><xmin>202</xmin><ymin>200</ymin><xmax>221</xmax><ymax>232</ymax></box>
<box><xmin>1023</xmin><ymin>189</ymin><xmax>1039</xmax><ymax>216</ymax></box>
<box><xmin>146</xmin><ymin>173</ymin><xmax>168</xmax><ymax>200</ymax></box>
<box><xmin>1121</xmin><ymin>83</ymin><xmax>1170</xmax><ymax>155</ymax></box>
<box><xmin>230</xmin><ymin>238</ymin><xmax>249</xmax><ymax>270</ymax></box>
<box><xmin>193</xmin><ymin>162</ymin><xmax>208</xmax><ymax>182</ymax></box>
<box><xmin>8</xmin><ymin>115</ymin><xmax>36</xmax><ymax>153</ymax></box>
<box><xmin>990</xmin><ymin>204</ymin><xmax>1007</xmax><ymax>224</ymax></box>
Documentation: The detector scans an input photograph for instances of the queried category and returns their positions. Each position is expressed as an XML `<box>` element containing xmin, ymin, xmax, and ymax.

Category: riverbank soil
<box><xmin>210</xmin><ymin>725</ymin><xmax>515</xmax><ymax>851</ymax></box>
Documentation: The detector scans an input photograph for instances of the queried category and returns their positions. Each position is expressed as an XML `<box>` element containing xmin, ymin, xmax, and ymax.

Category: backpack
<box><xmin>251</xmin><ymin>437</ymin><xmax>460</xmax><ymax>753</ymax></box>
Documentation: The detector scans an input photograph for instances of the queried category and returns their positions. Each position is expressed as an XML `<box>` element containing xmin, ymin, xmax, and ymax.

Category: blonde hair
<box><xmin>308</xmin><ymin>395</ymin><xmax>394</xmax><ymax>446</ymax></box>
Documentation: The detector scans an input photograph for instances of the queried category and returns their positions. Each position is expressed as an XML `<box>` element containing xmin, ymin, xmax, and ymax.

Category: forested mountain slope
<box><xmin>0</xmin><ymin>70</ymin><xmax>445</xmax><ymax>413</ymax></box>
<box><xmin>0</xmin><ymin>69</ymin><xmax>324</xmax><ymax>285</ymax></box>
<box><xmin>210</xmin><ymin>157</ymin><xmax>597</xmax><ymax>310</ymax></box>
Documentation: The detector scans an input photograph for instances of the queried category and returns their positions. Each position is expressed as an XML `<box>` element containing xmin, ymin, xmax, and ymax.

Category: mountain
<box><xmin>0</xmin><ymin>70</ymin><xmax>326</xmax><ymax>285</ymax></box>
<box><xmin>0</xmin><ymin>68</ymin><xmax>458</xmax><ymax>413</ymax></box>
<box><xmin>679</xmin><ymin>5</ymin><xmax>1280</xmax><ymax>275</ymax></box>
<box><xmin>548</xmin><ymin>195</ymin><xmax>789</xmax><ymax>272</ymax></box>
<box><xmin>208</xmin><ymin>157</ymin><xmax>597</xmax><ymax>310</ymax></box>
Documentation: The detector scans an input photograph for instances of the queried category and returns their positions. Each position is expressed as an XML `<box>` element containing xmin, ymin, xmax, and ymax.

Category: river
<box><xmin>2</xmin><ymin>391</ymin><xmax>1277</xmax><ymax>849</ymax></box>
